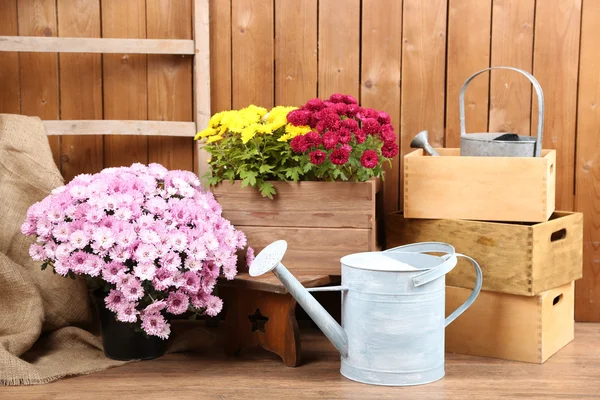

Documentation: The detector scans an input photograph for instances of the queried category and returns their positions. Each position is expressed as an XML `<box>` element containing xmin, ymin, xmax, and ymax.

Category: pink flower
<box><xmin>139</xmin><ymin>229</ymin><xmax>160</xmax><ymax>244</ymax></box>
<box><xmin>381</xmin><ymin>141</ymin><xmax>399</xmax><ymax>158</ymax></box>
<box><xmin>135</xmin><ymin>243</ymin><xmax>158</xmax><ymax>264</ymax></box>
<box><xmin>184</xmin><ymin>257</ymin><xmax>203</xmax><ymax>272</ymax></box>
<box><xmin>362</xmin><ymin>118</ymin><xmax>381</xmax><ymax>135</ymax></box>
<box><xmin>141</xmin><ymin>312</ymin><xmax>170</xmax><ymax>339</ymax></box>
<box><xmin>304</xmin><ymin>131</ymin><xmax>322</xmax><ymax>149</ymax></box>
<box><xmin>85</xmin><ymin>208</ymin><xmax>104</xmax><ymax>224</ymax></box>
<box><xmin>105</xmin><ymin>289</ymin><xmax>126</xmax><ymax>313</ymax></box>
<box><xmin>204</xmin><ymin>295</ymin><xmax>223</xmax><ymax>317</ymax></box>
<box><xmin>343</xmin><ymin>94</ymin><xmax>358</xmax><ymax>105</ymax></box>
<box><xmin>246</xmin><ymin>247</ymin><xmax>255</xmax><ymax>267</ymax></box>
<box><xmin>69</xmin><ymin>251</ymin><xmax>90</xmax><ymax>274</ymax></box>
<box><xmin>182</xmin><ymin>271</ymin><xmax>201</xmax><ymax>294</ymax></box>
<box><xmin>379</xmin><ymin>124</ymin><xmax>396</xmax><ymax>143</ymax></box>
<box><xmin>109</xmin><ymin>246</ymin><xmax>131</xmax><ymax>263</ymax></box>
<box><xmin>102</xmin><ymin>261</ymin><xmax>127</xmax><ymax>284</ymax></box>
<box><xmin>340</xmin><ymin>144</ymin><xmax>352</xmax><ymax>153</ymax></box>
<box><xmin>29</xmin><ymin>244</ymin><xmax>46</xmax><ymax>261</ymax></box>
<box><xmin>85</xmin><ymin>255</ymin><xmax>105</xmax><ymax>277</ymax></box>
<box><xmin>378</xmin><ymin>111</ymin><xmax>391</xmax><ymax>125</ymax></box>
<box><xmin>169</xmin><ymin>232</ymin><xmax>188</xmax><ymax>252</ymax></box>
<box><xmin>337</xmin><ymin>128</ymin><xmax>352</xmax><ymax>144</ymax></box>
<box><xmin>360</xmin><ymin>150</ymin><xmax>379</xmax><ymax>169</ymax></box>
<box><xmin>309</xmin><ymin>150</ymin><xmax>327</xmax><ymax>165</ymax></box>
<box><xmin>328</xmin><ymin>93</ymin><xmax>345</xmax><ymax>103</ymax></box>
<box><xmin>92</xmin><ymin>227</ymin><xmax>115</xmax><ymax>250</ymax></box>
<box><xmin>166</xmin><ymin>291</ymin><xmax>189</xmax><ymax>315</ymax></box>
<box><xmin>357</xmin><ymin>107</ymin><xmax>380</xmax><ymax>120</ymax></box>
<box><xmin>52</xmin><ymin>223</ymin><xmax>70</xmax><ymax>242</ymax></box>
<box><xmin>286</xmin><ymin>109</ymin><xmax>312</xmax><ymax>126</ymax></box>
<box><xmin>143</xmin><ymin>300</ymin><xmax>167</xmax><ymax>315</ymax></box>
<box><xmin>290</xmin><ymin>135</ymin><xmax>308</xmax><ymax>153</ymax></box>
<box><xmin>134</xmin><ymin>263</ymin><xmax>156</xmax><ymax>281</ymax></box>
<box><xmin>304</xmin><ymin>98</ymin><xmax>326</xmax><ymax>111</ymax></box>
<box><xmin>355</xmin><ymin>129</ymin><xmax>367</xmax><ymax>144</ymax></box>
<box><xmin>121</xmin><ymin>278</ymin><xmax>144</xmax><ymax>301</ymax></box>
<box><xmin>161</xmin><ymin>252</ymin><xmax>182</xmax><ymax>272</ymax></box>
<box><xmin>341</xmin><ymin>118</ymin><xmax>359</xmax><ymax>132</ymax></box>
<box><xmin>117</xmin><ymin>302</ymin><xmax>139</xmax><ymax>323</ymax></box>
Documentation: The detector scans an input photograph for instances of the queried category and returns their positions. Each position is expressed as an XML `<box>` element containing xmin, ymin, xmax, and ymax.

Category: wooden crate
<box><xmin>386</xmin><ymin>211</ymin><xmax>583</xmax><ymax>296</ymax></box>
<box><xmin>403</xmin><ymin>148</ymin><xmax>556</xmax><ymax>222</ymax></box>
<box><xmin>445</xmin><ymin>282</ymin><xmax>574</xmax><ymax>363</ymax></box>
<box><xmin>211</xmin><ymin>179</ymin><xmax>381</xmax><ymax>275</ymax></box>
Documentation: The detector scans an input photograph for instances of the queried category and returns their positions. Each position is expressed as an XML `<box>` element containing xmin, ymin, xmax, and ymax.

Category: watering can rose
<box><xmin>195</xmin><ymin>94</ymin><xmax>398</xmax><ymax>198</ymax></box>
<box><xmin>21</xmin><ymin>164</ymin><xmax>252</xmax><ymax>340</ymax></box>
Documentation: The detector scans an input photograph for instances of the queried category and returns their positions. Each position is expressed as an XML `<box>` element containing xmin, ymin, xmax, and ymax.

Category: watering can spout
<box><xmin>249</xmin><ymin>241</ymin><xmax>349</xmax><ymax>358</ymax></box>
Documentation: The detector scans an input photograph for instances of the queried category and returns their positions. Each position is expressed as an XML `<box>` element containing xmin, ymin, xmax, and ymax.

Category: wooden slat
<box><xmin>274</xmin><ymin>0</ymin><xmax>317</xmax><ymax>105</ymax></box>
<box><xmin>102</xmin><ymin>0</ymin><xmax>148</xmax><ymax>167</ymax></box>
<box><xmin>574</xmin><ymin>0</ymin><xmax>600</xmax><ymax>322</ymax></box>
<box><xmin>488</xmin><ymin>0</ymin><xmax>535</xmax><ymax>136</ymax></box>
<box><xmin>0</xmin><ymin>0</ymin><xmax>20</xmax><ymax>114</ymax></box>
<box><xmin>57</xmin><ymin>0</ymin><xmax>103</xmax><ymax>182</ymax></box>
<box><xmin>360</xmin><ymin>0</ymin><xmax>402</xmax><ymax>214</ymax></box>
<box><xmin>218</xmin><ymin>273</ymin><xmax>336</xmax><ymax>295</ymax></box>
<box><xmin>445</xmin><ymin>0</ymin><xmax>492</xmax><ymax>148</ymax></box>
<box><xmin>400</xmin><ymin>0</ymin><xmax>447</xmax><ymax>209</ymax></box>
<box><xmin>219</xmin><ymin>211</ymin><xmax>372</xmax><ymax>229</ymax></box>
<box><xmin>532</xmin><ymin>0</ymin><xmax>581</xmax><ymax>211</ymax></box>
<box><xmin>18</xmin><ymin>0</ymin><xmax>60</xmax><ymax>168</ymax></box>
<box><xmin>209</xmin><ymin>0</ymin><xmax>231</xmax><ymax>114</ymax></box>
<box><xmin>193</xmin><ymin>0</ymin><xmax>211</xmax><ymax>179</ymax></box>
<box><xmin>232</xmin><ymin>0</ymin><xmax>274</xmax><ymax>108</ymax></box>
<box><xmin>317</xmin><ymin>0</ymin><xmax>360</xmax><ymax>98</ymax></box>
<box><xmin>147</xmin><ymin>0</ymin><xmax>194</xmax><ymax>171</ymax></box>
<box><xmin>0</xmin><ymin>36</ymin><xmax>195</xmax><ymax>54</ymax></box>
<box><xmin>43</xmin><ymin>120</ymin><xmax>196</xmax><ymax>136</ymax></box>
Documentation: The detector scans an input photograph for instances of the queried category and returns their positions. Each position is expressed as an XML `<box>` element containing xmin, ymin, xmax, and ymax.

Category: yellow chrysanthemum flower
<box><xmin>241</xmin><ymin>124</ymin><xmax>258</xmax><ymax>143</ymax></box>
<box><xmin>206</xmin><ymin>134</ymin><xmax>223</xmax><ymax>143</ymax></box>
<box><xmin>195</xmin><ymin>127</ymin><xmax>217</xmax><ymax>140</ymax></box>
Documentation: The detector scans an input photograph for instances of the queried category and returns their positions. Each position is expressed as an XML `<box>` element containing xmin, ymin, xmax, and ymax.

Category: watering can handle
<box><xmin>459</xmin><ymin>66</ymin><xmax>544</xmax><ymax>157</ymax></box>
<box><xmin>385</xmin><ymin>242</ymin><xmax>458</xmax><ymax>287</ymax></box>
<box><xmin>444</xmin><ymin>254</ymin><xmax>483</xmax><ymax>327</ymax></box>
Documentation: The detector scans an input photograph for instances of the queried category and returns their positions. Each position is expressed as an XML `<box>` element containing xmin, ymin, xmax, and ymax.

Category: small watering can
<box><xmin>460</xmin><ymin>66</ymin><xmax>544</xmax><ymax>157</ymax></box>
<box><xmin>249</xmin><ymin>241</ymin><xmax>483</xmax><ymax>386</ymax></box>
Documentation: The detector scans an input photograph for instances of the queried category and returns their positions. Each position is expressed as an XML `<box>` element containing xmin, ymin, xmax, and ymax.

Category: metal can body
<box><xmin>339</xmin><ymin>253</ymin><xmax>447</xmax><ymax>386</ymax></box>
<box><xmin>460</xmin><ymin>133</ymin><xmax>538</xmax><ymax>157</ymax></box>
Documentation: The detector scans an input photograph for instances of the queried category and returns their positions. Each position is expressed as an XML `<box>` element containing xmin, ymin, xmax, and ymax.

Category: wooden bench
<box><xmin>218</xmin><ymin>272</ymin><xmax>339</xmax><ymax>367</ymax></box>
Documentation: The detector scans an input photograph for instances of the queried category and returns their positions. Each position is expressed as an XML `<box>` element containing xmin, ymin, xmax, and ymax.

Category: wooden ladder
<box><xmin>0</xmin><ymin>0</ymin><xmax>210</xmax><ymax>178</ymax></box>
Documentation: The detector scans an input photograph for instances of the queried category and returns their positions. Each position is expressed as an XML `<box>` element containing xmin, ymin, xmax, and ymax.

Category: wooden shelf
<box><xmin>43</xmin><ymin>120</ymin><xmax>198</xmax><ymax>137</ymax></box>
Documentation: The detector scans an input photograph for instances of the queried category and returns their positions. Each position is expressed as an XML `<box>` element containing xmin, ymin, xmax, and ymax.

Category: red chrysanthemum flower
<box><xmin>341</xmin><ymin>118</ymin><xmax>359</xmax><ymax>132</ymax></box>
<box><xmin>332</xmin><ymin>102</ymin><xmax>349</xmax><ymax>116</ymax></box>
<box><xmin>316</xmin><ymin>112</ymin><xmax>341</xmax><ymax>133</ymax></box>
<box><xmin>381</xmin><ymin>142</ymin><xmax>399</xmax><ymax>158</ymax></box>
<box><xmin>287</xmin><ymin>109</ymin><xmax>312</xmax><ymax>126</ymax></box>
<box><xmin>329</xmin><ymin>93</ymin><xmax>346</xmax><ymax>103</ymax></box>
<box><xmin>337</xmin><ymin>128</ymin><xmax>352</xmax><ymax>144</ymax></box>
<box><xmin>378</xmin><ymin>111</ymin><xmax>392</xmax><ymax>125</ymax></box>
<box><xmin>330</xmin><ymin>148</ymin><xmax>350</xmax><ymax>165</ymax></box>
<box><xmin>357</xmin><ymin>107</ymin><xmax>380</xmax><ymax>120</ymax></box>
<box><xmin>322</xmin><ymin>131</ymin><xmax>338</xmax><ymax>150</ymax></box>
<box><xmin>343</xmin><ymin>94</ymin><xmax>358</xmax><ymax>105</ymax></box>
<box><xmin>362</xmin><ymin>118</ymin><xmax>381</xmax><ymax>135</ymax></box>
<box><xmin>305</xmin><ymin>98</ymin><xmax>326</xmax><ymax>111</ymax></box>
<box><xmin>360</xmin><ymin>150</ymin><xmax>379</xmax><ymax>169</ymax></box>
<box><xmin>304</xmin><ymin>131</ymin><xmax>322</xmax><ymax>149</ymax></box>
<box><xmin>340</xmin><ymin>144</ymin><xmax>352</xmax><ymax>153</ymax></box>
<box><xmin>347</xmin><ymin>104</ymin><xmax>360</xmax><ymax>118</ymax></box>
<box><xmin>379</xmin><ymin>124</ymin><xmax>396</xmax><ymax>143</ymax></box>
<box><xmin>309</xmin><ymin>150</ymin><xmax>327</xmax><ymax>165</ymax></box>
<box><xmin>355</xmin><ymin>129</ymin><xmax>367</xmax><ymax>144</ymax></box>
<box><xmin>290</xmin><ymin>135</ymin><xmax>308</xmax><ymax>153</ymax></box>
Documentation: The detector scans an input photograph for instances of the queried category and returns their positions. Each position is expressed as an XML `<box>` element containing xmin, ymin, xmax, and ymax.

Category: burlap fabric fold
<box><xmin>0</xmin><ymin>114</ymin><xmax>213</xmax><ymax>385</ymax></box>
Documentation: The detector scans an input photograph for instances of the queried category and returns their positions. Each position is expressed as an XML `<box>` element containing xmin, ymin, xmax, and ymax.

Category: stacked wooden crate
<box><xmin>386</xmin><ymin>148</ymin><xmax>583</xmax><ymax>363</ymax></box>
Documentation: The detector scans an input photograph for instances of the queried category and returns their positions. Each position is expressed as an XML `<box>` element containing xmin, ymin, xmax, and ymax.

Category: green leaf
<box><xmin>239</xmin><ymin>170</ymin><xmax>258</xmax><ymax>187</ymax></box>
<box><xmin>41</xmin><ymin>262</ymin><xmax>48</xmax><ymax>271</ymax></box>
<box><xmin>285</xmin><ymin>167</ymin><xmax>302</xmax><ymax>181</ymax></box>
<box><xmin>258</xmin><ymin>181</ymin><xmax>276</xmax><ymax>199</ymax></box>
<box><xmin>259</xmin><ymin>164</ymin><xmax>275</xmax><ymax>174</ymax></box>
<box><xmin>303</xmin><ymin>162</ymin><xmax>312</xmax><ymax>173</ymax></box>
<box><xmin>224</xmin><ymin>169</ymin><xmax>236</xmax><ymax>181</ymax></box>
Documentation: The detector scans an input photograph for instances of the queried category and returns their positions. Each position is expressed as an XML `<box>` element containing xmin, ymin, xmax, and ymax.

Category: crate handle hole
<box><xmin>553</xmin><ymin>294</ymin><xmax>563</xmax><ymax>306</ymax></box>
<box><xmin>550</xmin><ymin>228</ymin><xmax>567</xmax><ymax>242</ymax></box>
<box><xmin>550</xmin><ymin>163</ymin><xmax>555</xmax><ymax>174</ymax></box>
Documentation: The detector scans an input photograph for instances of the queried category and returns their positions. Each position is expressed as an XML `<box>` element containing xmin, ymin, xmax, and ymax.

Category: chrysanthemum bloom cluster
<box><xmin>286</xmin><ymin>93</ymin><xmax>399</xmax><ymax>182</ymax></box>
<box><xmin>21</xmin><ymin>163</ymin><xmax>251</xmax><ymax>339</ymax></box>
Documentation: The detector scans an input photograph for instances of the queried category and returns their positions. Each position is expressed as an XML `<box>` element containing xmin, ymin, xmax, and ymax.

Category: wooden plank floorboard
<box><xmin>2</xmin><ymin>323</ymin><xmax>600</xmax><ymax>399</ymax></box>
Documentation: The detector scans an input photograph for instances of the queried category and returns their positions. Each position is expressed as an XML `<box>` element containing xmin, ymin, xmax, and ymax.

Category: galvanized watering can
<box><xmin>460</xmin><ymin>66</ymin><xmax>544</xmax><ymax>157</ymax></box>
<box><xmin>249</xmin><ymin>241</ymin><xmax>483</xmax><ymax>386</ymax></box>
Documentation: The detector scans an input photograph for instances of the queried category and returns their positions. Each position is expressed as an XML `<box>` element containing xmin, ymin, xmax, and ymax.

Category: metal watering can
<box><xmin>460</xmin><ymin>66</ymin><xmax>544</xmax><ymax>157</ymax></box>
<box><xmin>249</xmin><ymin>241</ymin><xmax>483</xmax><ymax>386</ymax></box>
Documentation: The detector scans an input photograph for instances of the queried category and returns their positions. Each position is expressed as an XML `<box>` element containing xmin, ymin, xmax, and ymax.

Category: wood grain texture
<box><xmin>574</xmin><ymin>0</ymin><xmax>600</xmax><ymax>322</ymax></box>
<box><xmin>209</xmin><ymin>0</ymin><xmax>231</xmax><ymax>114</ymax></box>
<box><xmin>360</xmin><ymin>0</ymin><xmax>402</xmax><ymax>214</ymax></box>
<box><xmin>445</xmin><ymin>0</ymin><xmax>492</xmax><ymax>148</ymax></box>
<box><xmin>0</xmin><ymin>36</ymin><xmax>195</xmax><ymax>54</ymax></box>
<box><xmin>147</xmin><ymin>0</ymin><xmax>194</xmax><ymax>171</ymax></box>
<box><xmin>488</xmin><ymin>0</ymin><xmax>535</xmax><ymax>136</ymax></box>
<box><xmin>532</xmin><ymin>0</ymin><xmax>581</xmax><ymax>211</ymax></box>
<box><xmin>219</xmin><ymin>272</ymin><xmax>336</xmax><ymax>295</ymax></box>
<box><xmin>0</xmin><ymin>0</ymin><xmax>20</xmax><ymax>115</ymax></box>
<box><xmin>56</xmin><ymin>0</ymin><xmax>103</xmax><ymax>182</ymax></box>
<box><xmin>193</xmin><ymin>0</ymin><xmax>211</xmax><ymax>178</ymax></box>
<box><xmin>403</xmin><ymin>148</ymin><xmax>556</xmax><ymax>222</ymax></box>
<box><xmin>274</xmin><ymin>0</ymin><xmax>317</xmax><ymax>106</ymax></box>
<box><xmin>101</xmin><ymin>0</ymin><xmax>148</xmax><ymax>167</ymax></box>
<box><xmin>317</xmin><ymin>0</ymin><xmax>360</xmax><ymax>99</ymax></box>
<box><xmin>386</xmin><ymin>211</ymin><xmax>583</xmax><ymax>296</ymax></box>
<box><xmin>17</xmin><ymin>0</ymin><xmax>60</xmax><ymax>168</ymax></box>
<box><xmin>43</xmin><ymin>120</ymin><xmax>196</xmax><ymax>136</ymax></box>
<box><xmin>446</xmin><ymin>282</ymin><xmax>575</xmax><ymax>363</ymax></box>
<box><xmin>232</xmin><ymin>0</ymin><xmax>274</xmax><ymax>108</ymax></box>
<box><xmin>400</xmin><ymin>0</ymin><xmax>447</xmax><ymax>209</ymax></box>
<box><xmin>4</xmin><ymin>324</ymin><xmax>600</xmax><ymax>399</ymax></box>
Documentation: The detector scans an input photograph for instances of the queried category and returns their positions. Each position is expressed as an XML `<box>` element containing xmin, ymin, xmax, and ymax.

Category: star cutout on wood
<box><xmin>248</xmin><ymin>308</ymin><xmax>269</xmax><ymax>333</ymax></box>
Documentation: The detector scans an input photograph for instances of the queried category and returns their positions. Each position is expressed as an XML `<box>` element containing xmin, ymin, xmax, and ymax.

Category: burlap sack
<box><xmin>0</xmin><ymin>114</ymin><xmax>129</xmax><ymax>385</ymax></box>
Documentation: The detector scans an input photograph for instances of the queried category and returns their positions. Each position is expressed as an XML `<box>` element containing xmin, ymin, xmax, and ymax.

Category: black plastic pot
<box><xmin>93</xmin><ymin>293</ymin><xmax>168</xmax><ymax>361</ymax></box>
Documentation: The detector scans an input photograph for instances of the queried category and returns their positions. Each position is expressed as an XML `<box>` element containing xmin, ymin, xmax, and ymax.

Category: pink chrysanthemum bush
<box><xmin>21</xmin><ymin>163</ymin><xmax>251</xmax><ymax>340</ymax></box>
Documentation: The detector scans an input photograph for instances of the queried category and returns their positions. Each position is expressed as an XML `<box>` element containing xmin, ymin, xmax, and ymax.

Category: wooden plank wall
<box><xmin>0</xmin><ymin>0</ymin><xmax>598</xmax><ymax>321</ymax></box>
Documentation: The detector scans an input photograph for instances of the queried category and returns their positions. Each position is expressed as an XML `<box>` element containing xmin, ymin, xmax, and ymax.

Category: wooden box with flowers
<box><xmin>196</xmin><ymin>94</ymin><xmax>398</xmax><ymax>276</ymax></box>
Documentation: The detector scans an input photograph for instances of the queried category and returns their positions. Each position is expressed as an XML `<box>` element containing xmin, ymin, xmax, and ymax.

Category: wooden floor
<box><xmin>3</xmin><ymin>323</ymin><xmax>600</xmax><ymax>399</ymax></box>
